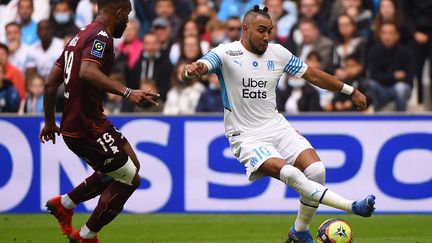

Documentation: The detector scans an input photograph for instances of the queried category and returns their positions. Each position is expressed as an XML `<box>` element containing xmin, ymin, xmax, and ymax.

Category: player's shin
<box><xmin>67</xmin><ymin>172</ymin><xmax>113</xmax><ymax>205</ymax></box>
<box><xmin>84</xmin><ymin>176</ymin><xmax>140</xmax><ymax>236</ymax></box>
<box><xmin>279</xmin><ymin>165</ymin><xmax>353</xmax><ymax>212</ymax></box>
<box><xmin>295</xmin><ymin>162</ymin><xmax>325</xmax><ymax>232</ymax></box>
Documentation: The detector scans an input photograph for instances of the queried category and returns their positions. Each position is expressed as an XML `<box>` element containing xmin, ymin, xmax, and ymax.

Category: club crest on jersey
<box><xmin>267</xmin><ymin>60</ymin><xmax>275</xmax><ymax>71</ymax></box>
<box><xmin>91</xmin><ymin>39</ymin><xmax>106</xmax><ymax>58</ymax></box>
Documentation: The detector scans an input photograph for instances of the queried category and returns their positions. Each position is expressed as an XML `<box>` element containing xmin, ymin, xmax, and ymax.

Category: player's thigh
<box><xmin>122</xmin><ymin>141</ymin><xmax>140</xmax><ymax>171</ymax></box>
<box><xmin>258</xmin><ymin>157</ymin><xmax>288</xmax><ymax>179</ymax></box>
<box><xmin>276</xmin><ymin>125</ymin><xmax>316</xmax><ymax>171</ymax></box>
<box><xmin>63</xmin><ymin>126</ymin><xmax>129</xmax><ymax>173</ymax></box>
<box><xmin>229</xmin><ymin>135</ymin><xmax>283</xmax><ymax>181</ymax></box>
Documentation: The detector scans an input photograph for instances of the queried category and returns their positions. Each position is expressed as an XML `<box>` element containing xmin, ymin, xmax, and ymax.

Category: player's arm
<box><xmin>79</xmin><ymin>61</ymin><xmax>159</xmax><ymax>106</ymax></box>
<box><xmin>302</xmin><ymin>67</ymin><xmax>367</xmax><ymax>110</ymax></box>
<box><xmin>181</xmin><ymin>61</ymin><xmax>209</xmax><ymax>80</ymax></box>
<box><xmin>40</xmin><ymin>64</ymin><xmax>63</xmax><ymax>144</ymax></box>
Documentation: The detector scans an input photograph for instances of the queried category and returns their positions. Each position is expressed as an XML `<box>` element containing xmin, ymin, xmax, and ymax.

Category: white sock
<box><xmin>294</xmin><ymin>162</ymin><xmax>325</xmax><ymax>232</ymax></box>
<box><xmin>80</xmin><ymin>224</ymin><xmax>97</xmax><ymax>239</ymax></box>
<box><xmin>279</xmin><ymin>165</ymin><xmax>353</xmax><ymax>213</ymax></box>
<box><xmin>61</xmin><ymin>194</ymin><xmax>76</xmax><ymax>209</ymax></box>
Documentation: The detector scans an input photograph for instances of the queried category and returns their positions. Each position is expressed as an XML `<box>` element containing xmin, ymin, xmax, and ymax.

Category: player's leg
<box><xmin>258</xmin><ymin>158</ymin><xmax>375</xmax><ymax>216</ymax></box>
<box><xmin>290</xmin><ymin>149</ymin><xmax>324</xmax><ymax>235</ymax></box>
<box><xmin>46</xmin><ymin>136</ymin><xmax>115</xmax><ymax>238</ymax></box>
<box><xmin>71</xmin><ymin>142</ymin><xmax>141</xmax><ymax>242</ymax></box>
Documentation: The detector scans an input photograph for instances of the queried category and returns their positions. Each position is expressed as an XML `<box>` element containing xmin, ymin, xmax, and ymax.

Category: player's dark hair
<box><xmin>0</xmin><ymin>43</ymin><xmax>9</xmax><ymax>55</ymax></box>
<box><xmin>243</xmin><ymin>5</ymin><xmax>270</xmax><ymax>22</ymax></box>
<box><xmin>97</xmin><ymin>0</ymin><xmax>129</xmax><ymax>9</ymax></box>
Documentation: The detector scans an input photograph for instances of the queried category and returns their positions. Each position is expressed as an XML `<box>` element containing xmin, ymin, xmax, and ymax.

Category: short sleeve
<box><xmin>81</xmin><ymin>30</ymin><xmax>112</xmax><ymax>65</ymax></box>
<box><xmin>275</xmin><ymin>44</ymin><xmax>308</xmax><ymax>78</ymax></box>
<box><xmin>55</xmin><ymin>50</ymin><xmax>65</xmax><ymax>69</ymax></box>
<box><xmin>197</xmin><ymin>44</ymin><xmax>224</xmax><ymax>74</ymax></box>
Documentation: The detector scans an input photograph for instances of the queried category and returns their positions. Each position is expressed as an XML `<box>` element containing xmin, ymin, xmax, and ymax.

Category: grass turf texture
<box><xmin>1</xmin><ymin>214</ymin><xmax>431</xmax><ymax>243</ymax></box>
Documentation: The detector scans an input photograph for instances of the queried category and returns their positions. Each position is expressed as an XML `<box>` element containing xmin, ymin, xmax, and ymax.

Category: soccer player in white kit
<box><xmin>182</xmin><ymin>5</ymin><xmax>376</xmax><ymax>243</ymax></box>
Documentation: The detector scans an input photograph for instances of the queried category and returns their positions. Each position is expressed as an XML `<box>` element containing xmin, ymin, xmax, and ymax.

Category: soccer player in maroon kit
<box><xmin>39</xmin><ymin>0</ymin><xmax>159</xmax><ymax>242</ymax></box>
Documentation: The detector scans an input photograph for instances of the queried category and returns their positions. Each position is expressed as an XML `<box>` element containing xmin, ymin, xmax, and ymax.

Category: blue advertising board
<box><xmin>0</xmin><ymin>115</ymin><xmax>431</xmax><ymax>213</ymax></box>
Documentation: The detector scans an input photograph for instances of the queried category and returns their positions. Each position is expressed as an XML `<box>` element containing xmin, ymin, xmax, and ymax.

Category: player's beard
<box><xmin>249</xmin><ymin>38</ymin><xmax>265</xmax><ymax>55</ymax></box>
<box><xmin>113</xmin><ymin>20</ymin><xmax>128</xmax><ymax>38</ymax></box>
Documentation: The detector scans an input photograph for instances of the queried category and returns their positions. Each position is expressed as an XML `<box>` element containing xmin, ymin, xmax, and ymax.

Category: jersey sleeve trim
<box><xmin>283</xmin><ymin>55</ymin><xmax>308</xmax><ymax>78</ymax></box>
<box><xmin>81</xmin><ymin>58</ymin><xmax>102</xmax><ymax>65</ymax></box>
<box><xmin>200</xmin><ymin>51</ymin><xmax>222</xmax><ymax>71</ymax></box>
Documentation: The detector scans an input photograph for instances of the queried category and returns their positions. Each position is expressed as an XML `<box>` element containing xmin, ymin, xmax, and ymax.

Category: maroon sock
<box><xmin>85</xmin><ymin>181</ymin><xmax>138</xmax><ymax>232</ymax></box>
<box><xmin>67</xmin><ymin>172</ymin><xmax>113</xmax><ymax>205</ymax></box>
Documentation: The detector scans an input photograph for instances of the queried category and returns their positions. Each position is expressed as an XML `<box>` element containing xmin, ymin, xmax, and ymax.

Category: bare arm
<box><xmin>302</xmin><ymin>66</ymin><xmax>368</xmax><ymax>110</ymax></box>
<box><xmin>181</xmin><ymin>61</ymin><xmax>209</xmax><ymax>80</ymax></box>
<box><xmin>39</xmin><ymin>64</ymin><xmax>63</xmax><ymax>144</ymax></box>
<box><xmin>80</xmin><ymin>60</ymin><xmax>160</xmax><ymax>106</ymax></box>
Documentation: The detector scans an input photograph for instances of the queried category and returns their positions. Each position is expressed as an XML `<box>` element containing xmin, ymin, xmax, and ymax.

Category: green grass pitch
<box><xmin>1</xmin><ymin>214</ymin><xmax>431</xmax><ymax>242</ymax></box>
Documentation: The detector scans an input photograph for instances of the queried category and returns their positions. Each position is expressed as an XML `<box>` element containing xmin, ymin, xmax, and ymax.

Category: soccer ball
<box><xmin>316</xmin><ymin>218</ymin><xmax>353</xmax><ymax>243</ymax></box>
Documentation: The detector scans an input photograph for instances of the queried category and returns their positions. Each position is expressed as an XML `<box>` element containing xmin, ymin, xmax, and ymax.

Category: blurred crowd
<box><xmin>0</xmin><ymin>0</ymin><xmax>431</xmax><ymax>115</ymax></box>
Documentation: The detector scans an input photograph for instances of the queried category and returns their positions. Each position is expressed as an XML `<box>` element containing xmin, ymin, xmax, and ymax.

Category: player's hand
<box><xmin>184</xmin><ymin>62</ymin><xmax>207</xmax><ymax>78</ymax></box>
<box><xmin>351</xmin><ymin>89</ymin><xmax>367</xmax><ymax>111</ymax></box>
<box><xmin>128</xmin><ymin>89</ymin><xmax>160</xmax><ymax>106</ymax></box>
<box><xmin>39</xmin><ymin>123</ymin><xmax>61</xmax><ymax>144</ymax></box>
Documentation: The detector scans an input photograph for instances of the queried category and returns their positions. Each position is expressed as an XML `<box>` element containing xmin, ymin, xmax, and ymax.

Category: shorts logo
<box><xmin>91</xmin><ymin>39</ymin><xmax>106</xmax><ymax>58</ymax></box>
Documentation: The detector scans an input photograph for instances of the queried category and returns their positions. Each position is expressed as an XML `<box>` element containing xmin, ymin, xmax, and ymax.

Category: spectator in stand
<box><xmin>277</xmin><ymin>74</ymin><xmax>322</xmax><ymax>113</ymax></box>
<box><xmin>0</xmin><ymin>64</ymin><xmax>20</xmax><ymax>113</ymax></box>
<box><xmin>5</xmin><ymin>22</ymin><xmax>36</xmax><ymax>77</ymax></box>
<box><xmin>18</xmin><ymin>74</ymin><xmax>44</xmax><ymax>115</ymax></box>
<box><xmin>330</xmin><ymin>0</ymin><xmax>373</xmax><ymax>39</ymax></box>
<box><xmin>151</xmin><ymin>17</ymin><xmax>173</xmax><ymax>58</ymax></box>
<box><xmin>74</xmin><ymin>0</ymin><xmax>95</xmax><ymax>28</ymax></box>
<box><xmin>138</xmin><ymin>32</ymin><xmax>173</xmax><ymax>104</ymax></box>
<box><xmin>265</xmin><ymin>0</ymin><xmax>297</xmax><ymax>43</ymax></box>
<box><xmin>191</xmin><ymin>2</ymin><xmax>219</xmax><ymax>43</ymax></box>
<box><xmin>50</xmin><ymin>0</ymin><xmax>80</xmax><ymax>39</ymax></box>
<box><xmin>333</xmin><ymin>14</ymin><xmax>366</xmax><ymax>79</ymax></box>
<box><xmin>331</xmin><ymin>54</ymin><xmax>371</xmax><ymax>112</ymax></box>
<box><xmin>403</xmin><ymin>0</ymin><xmax>432</xmax><ymax>106</ymax></box>
<box><xmin>371</xmin><ymin>0</ymin><xmax>411</xmax><ymax>46</ymax></box>
<box><xmin>0</xmin><ymin>43</ymin><xmax>26</xmax><ymax>100</ymax></box>
<box><xmin>223</xmin><ymin>16</ymin><xmax>242</xmax><ymax>43</ymax></box>
<box><xmin>27</xmin><ymin>20</ymin><xmax>64</xmax><ymax>79</ymax></box>
<box><xmin>286</xmin><ymin>0</ymin><xmax>330</xmax><ymax>49</ymax></box>
<box><xmin>292</xmin><ymin>18</ymin><xmax>333</xmax><ymax>72</ymax></box>
<box><xmin>305</xmin><ymin>51</ymin><xmax>334</xmax><ymax>111</ymax></box>
<box><xmin>169</xmin><ymin>19</ymin><xmax>210</xmax><ymax>65</ymax></box>
<box><xmin>17</xmin><ymin>0</ymin><xmax>39</xmax><ymax>45</ymax></box>
<box><xmin>367</xmin><ymin>22</ymin><xmax>413</xmax><ymax>112</ymax></box>
<box><xmin>154</xmin><ymin>0</ymin><xmax>182</xmax><ymax>41</ymax></box>
<box><xmin>117</xmin><ymin>19</ymin><xmax>143</xmax><ymax>91</ymax></box>
<box><xmin>179</xmin><ymin>35</ymin><xmax>203</xmax><ymax>64</ymax></box>
<box><xmin>163</xmin><ymin>61</ymin><xmax>205</xmax><ymax>114</ymax></box>
<box><xmin>196</xmin><ymin>73</ymin><xmax>223</xmax><ymax>112</ymax></box>
<box><xmin>216</xmin><ymin>0</ymin><xmax>261</xmax><ymax>22</ymax></box>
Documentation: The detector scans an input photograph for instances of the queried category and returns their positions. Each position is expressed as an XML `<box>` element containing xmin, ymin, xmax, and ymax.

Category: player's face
<box><xmin>113</xmin><ymin>1</ymin><xmax>132</xmax><ymax>38</ymax></box>
<box><xmin>246</xmin><ymin>15</ymin><xmax>273</xmax><ymax>55</ymax></box>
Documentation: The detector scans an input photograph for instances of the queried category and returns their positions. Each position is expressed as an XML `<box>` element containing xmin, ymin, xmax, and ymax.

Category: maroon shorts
<box><xmin>63</xmin><ymin>125</ymin><xmax>128</xmax><ymax>173</ymax></box>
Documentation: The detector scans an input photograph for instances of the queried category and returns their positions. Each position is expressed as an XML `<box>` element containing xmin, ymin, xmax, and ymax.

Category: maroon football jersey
<box><xmin>55</xmin><ymin>21</ymin><xmax>115</xmax><ymax>138</ymax></box>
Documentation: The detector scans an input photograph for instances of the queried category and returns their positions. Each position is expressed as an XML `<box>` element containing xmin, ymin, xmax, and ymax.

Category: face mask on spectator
<box><xmin>288</xmin><ymin>78</ymin><xmax>306</xmax><ymax>88</ymax></box>
<box><xmin>54</xmin><ymin>12</ymin><xmax>71</xmax><ymax>24</ymax></box>
<box><xmin>197</xmin><ymin>16</ymin><xmax>210</xmax><ymax>26</ymax></box>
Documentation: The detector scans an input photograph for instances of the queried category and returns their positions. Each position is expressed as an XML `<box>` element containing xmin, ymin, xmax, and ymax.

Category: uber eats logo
<box><xmin>242</xmin><ymin>78</ymin><xmax>267</xmax><ymax>99</ymax></box>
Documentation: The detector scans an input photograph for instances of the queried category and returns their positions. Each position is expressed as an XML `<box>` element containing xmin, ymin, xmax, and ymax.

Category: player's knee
<box><xmin>279</xmin><ymin>164</ymin><xmax>308</xmax><ymax>189</ymax></box>
<box><xmin>304</xmin><ymin>161</ymin><xmax>326</xmax><ymax>185</ymax></box>
<box><xmin>131</xmin><ymin>174</ymin><xmax>141</xmax><ymax>188</ymax></box>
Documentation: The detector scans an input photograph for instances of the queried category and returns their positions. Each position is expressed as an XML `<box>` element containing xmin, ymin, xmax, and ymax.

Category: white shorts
<box><xmin>228</xmin><ymin>121</ymin><xmax>313</xmax><ymax>181</ymax></box>
<box><xmin>105</xmin><ymin>157</ymin><xmax>137</xmax><ymax>185</ymax></box>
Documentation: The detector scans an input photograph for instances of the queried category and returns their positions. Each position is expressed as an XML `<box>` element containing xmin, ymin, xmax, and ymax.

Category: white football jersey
<box><xmin>198</xmin><ymin>41</ymin><xmax>308</xmax><ymax>135</ymax></box>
